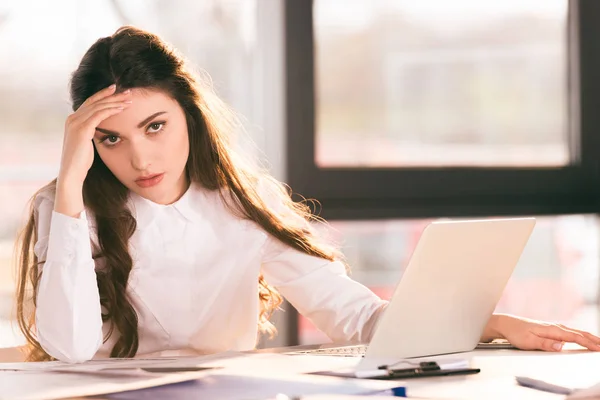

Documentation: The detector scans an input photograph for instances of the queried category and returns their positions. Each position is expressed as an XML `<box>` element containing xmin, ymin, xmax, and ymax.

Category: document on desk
<box><xmin>98</xmin><ymin>372</ymin><xmax>405</xmax><ymax>400</ymax></box>
<box><xmin>0</xmin><ymin>368</ymin><xmax>215</xmax><ymax>400</ymax></box>
<box><xmin>0</xmin><ymin>353</ymin><xmax>246</xmax><ymax>399</ymax></box>
<box><xmin>0</xmin><ymin>353</ymin><xmax>403</xmax><ymax>400</ymax></box>
<box><xmin>0</xmin><ymin>351</ymin><xmax>242</xmax><ymax>373</ymax></box>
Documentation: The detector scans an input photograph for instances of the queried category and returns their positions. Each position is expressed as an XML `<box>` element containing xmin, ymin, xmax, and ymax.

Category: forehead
<box><xmin>97</xmin><ymin>88</ymin><xmax>180</xmax><ymax>131</ymax></box>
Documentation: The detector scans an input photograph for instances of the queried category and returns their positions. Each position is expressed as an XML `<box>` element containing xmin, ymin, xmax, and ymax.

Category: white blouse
<box><xmin>32</xmin><ymin>182</ymin><xmax>387</xmax><ymax>363</ymax></box>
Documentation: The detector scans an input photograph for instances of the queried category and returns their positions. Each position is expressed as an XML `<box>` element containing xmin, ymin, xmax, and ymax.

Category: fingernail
<box><xmin>109</xmin><ymin>84</ymin><xmax>116</xmax><ymax>90</ymax></box>
<box><xmin>117</xmin><ymin>106</ymin><xmax>125</xmax><ymax>110</ymax></box>
<box><xmin>124</xmin><ymin>100</ymin><xmax>132</xmax><ymax>104</ymax></box>
<box><xmin>124</xmin><ymin>89</ymin><xmax>131</xmax><ymax>94</ymax></box>
<box><xmin>553</xmin><ymin>342</ymin><xmax>563</xmax><ymax>351</ymax></box>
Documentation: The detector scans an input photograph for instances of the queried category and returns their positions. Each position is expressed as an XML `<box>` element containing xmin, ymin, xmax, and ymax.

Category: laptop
<box><xmin>288</xmin><ymin>217</ymin><xmax>536</xmax><ymax>371</ymax></box>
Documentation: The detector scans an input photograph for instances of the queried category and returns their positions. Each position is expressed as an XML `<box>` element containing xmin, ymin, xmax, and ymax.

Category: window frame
<box><xmin>284</xmin><ymin>0</ymin><xmax>600</xmax><ymax>221</ymax></box>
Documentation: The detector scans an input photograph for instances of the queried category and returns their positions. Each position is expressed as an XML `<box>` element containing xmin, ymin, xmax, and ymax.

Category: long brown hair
<box><xmin>15</xmin><ymin>26</ymin><xmax>342</xmax><ymax>361</ymax></box>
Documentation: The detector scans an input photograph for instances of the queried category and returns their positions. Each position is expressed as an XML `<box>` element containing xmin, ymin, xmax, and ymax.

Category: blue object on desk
<box><xmin>390</xmin><ymin>386</ymin><xmax>407</xmax><ymax>397</ymax></box>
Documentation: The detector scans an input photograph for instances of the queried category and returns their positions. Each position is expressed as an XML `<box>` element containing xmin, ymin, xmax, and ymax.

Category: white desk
<box><xmin>4</xmin><ymin>346</ymin><xmax>599</xmax><ymax>399</ymax></box>
<box><xmin>385</xmin><ymin>347</ymin><xmax>600</xmax><ymax>399</ymax></box>
<box><xmin>250</xmin><ymin>344</ymin><xmax>599</xmax><ymax>399</ymax></box>
<box><xmin>149</xmin><ymin>345</ymin><xmax>600</xmax><ymax>399</ymax></box>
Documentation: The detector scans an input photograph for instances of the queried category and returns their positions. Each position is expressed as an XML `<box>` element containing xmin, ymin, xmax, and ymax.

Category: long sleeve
<box><xmin>260</xmin><ymin>236</ymin><xmax>388</xmax><ymax>343</ymax></box>
<box><xmin>33</xmin><ymin>194</ymin><xmax>103</xmax><ymax>363</ymax></box>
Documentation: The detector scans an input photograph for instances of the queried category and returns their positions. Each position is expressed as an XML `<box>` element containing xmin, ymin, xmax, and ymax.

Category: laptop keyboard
<box><xmin>289</xmin><ymin>345</ymin><xmax>367</xmax><ymax>357</ymax></box>
<box><xmin>288</xmin><ymin>339</ymin><xmax>515</xmax><ymax>357</ymax></box>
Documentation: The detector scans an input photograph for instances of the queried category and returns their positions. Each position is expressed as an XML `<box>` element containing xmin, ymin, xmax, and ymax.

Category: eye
<box><xmin>100</xmin><ymin>135</ymin><xmax>121</xmax><ymax>146</ymax></box>
<box><xmin>147</xmin><ymin>122</ymin><xmax>165</xmax><ymax>133</ymax></box>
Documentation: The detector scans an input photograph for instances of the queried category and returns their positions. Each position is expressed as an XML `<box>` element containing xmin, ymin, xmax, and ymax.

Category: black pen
<box><xmin>359</xmin><ymin>361</ymin><xmax>481</xmax><ymax>380</ymax></box>
<box><xmin>385</xmin><ymin>367</ymin><xmax>481</xmax><ymax>379</ymax></box>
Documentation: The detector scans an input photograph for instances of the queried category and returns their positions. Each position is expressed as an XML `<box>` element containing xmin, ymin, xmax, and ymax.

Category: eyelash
<box><xmin>147</xmin><ymin>121</ymin><xmax>166</xmax><ymax>134</ymax></box>
<box><xmin>99</xmin><ymin>121</ymin><xmax>167</xmax><ymax>147</ymax></box>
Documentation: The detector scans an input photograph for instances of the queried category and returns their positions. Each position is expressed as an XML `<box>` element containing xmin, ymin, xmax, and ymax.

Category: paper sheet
<box><xmin>0</xmin><ymin>356</ymin><xmax>401</xmax><ymax>400</ymax></box>
<box><xmin>0</xmin><ymin>352</ymin><xmax>389</xmax><ymax>400</ymax></box>
<box><xmin>0</xmin><ymin>369</ymin><xmax>213</xmax><ymax>400</ymax></box>
<box><xmin>0</xmin><ymin>351</ymin><xmax>242</xmax><ymax>373</ymax></box>
<box><xmin>98</xmin><ymin>373</ymin><xmax>403</xmax><ymax>400</ymax></box>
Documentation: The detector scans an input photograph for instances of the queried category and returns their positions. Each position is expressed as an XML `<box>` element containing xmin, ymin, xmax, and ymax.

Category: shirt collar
<box><xmin>128</xmin><ymin>182</ymin><xmax>204</xmax><ymax>229</ymax></box>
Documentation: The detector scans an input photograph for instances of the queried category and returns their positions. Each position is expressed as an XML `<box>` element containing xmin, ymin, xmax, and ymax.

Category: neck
<box><xmin>164</xmin><ymin>173</ymin><xmax>191</xmax><ymax>205</ymax></box>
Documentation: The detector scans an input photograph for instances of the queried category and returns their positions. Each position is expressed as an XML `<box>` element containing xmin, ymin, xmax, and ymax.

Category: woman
<box><xmin>14</xmin><ymin>26</ymin><xmax>600</xmax><ymax>363</ymax></box>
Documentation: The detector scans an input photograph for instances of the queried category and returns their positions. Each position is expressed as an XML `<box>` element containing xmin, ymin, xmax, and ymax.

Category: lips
<box><xmin>135</xmin><ymin>173</ymin><xmax>164</xmax><ymax>188</ymax></box>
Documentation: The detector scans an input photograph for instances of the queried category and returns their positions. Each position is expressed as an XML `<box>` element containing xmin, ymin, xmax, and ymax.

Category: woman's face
<box><xmin>94</xmin><ymin>88</ymin><xmax>190</xmax><ymax>205</ymax></box>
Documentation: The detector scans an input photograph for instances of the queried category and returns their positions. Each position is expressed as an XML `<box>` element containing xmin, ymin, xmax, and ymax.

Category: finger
<box><xmin>577</xmin><ymin>332</ymin><xmax>600</xmax><ymax>349</ymax></box>
<box><xmin>564</xmin><ymin>330</ymin><xmax>600</xmax><ymax>351</ymax></box>
<box><xmin>85</xmin><ymin>98</ymin><xmax>132</xmax><ymax>115</ymax></box>
<box><xmin>80</xmin><ymin>84</ymin><xmax>117</xmax><ymax>108</ymax></box>
<box><xmin>536</xmin><ymin>325</ymin><xmax>600</xmax><ymax>351</ymax></box>
<box><xmin>556</xmin><ymin>324</ymin><xmax>600</xmax><ymax>347</ymax></box>
<box><xmin>94</xmin><ymin>89</ymin><xmax>132</xmax><ymax>106</ymax></box>
<box><xmin>80</xmin><ymin>106</ymin><xmax>126</xmax><ymax>137</ymax></box>
<box><xmin>536</xmin><ymin>338</ymin><xmax>564</xmax><ymax>352</ymax></box>
<box><xmin>78</xmin><ymin>90</ymin><xmax>132</xmax><ymax>117</ymax></box>
<box><xmin>72</xmin><ymin>100</ymin><xmax>132</xmax><ymax>126</ymax></box>
<box><xmin>546</xmin><ymin>325</ymin><xmax>599</xmax><ymax>350</ymax></box>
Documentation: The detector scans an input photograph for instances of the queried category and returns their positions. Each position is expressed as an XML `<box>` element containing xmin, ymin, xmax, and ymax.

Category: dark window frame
<box><xmin>285</xmin><ymin>0</ymin><xmax>600</xmax><ymax>221</ymax></box>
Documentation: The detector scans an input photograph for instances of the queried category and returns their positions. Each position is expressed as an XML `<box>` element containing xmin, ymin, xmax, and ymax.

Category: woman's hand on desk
<box><xmin>483</xmin><ymin>314</ymin><xmax>600</xmax><ymax>352</ymax></box>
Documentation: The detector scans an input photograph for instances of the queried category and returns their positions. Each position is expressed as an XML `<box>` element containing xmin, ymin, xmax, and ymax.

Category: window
<box><xmin>315</xmin><ymin>1</ymin><xmax>569</xmax><ymax>168</ymax></box>
<box><xmin>285</xmin><ymin>0</ymin><xmax>600</xmax><ymax>220</ymax></box>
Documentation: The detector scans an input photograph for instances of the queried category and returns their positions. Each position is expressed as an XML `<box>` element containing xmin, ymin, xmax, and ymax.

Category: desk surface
<box><xmin>6</xmin><ymin>345</ymin><xmax>599</xmax><ymax>400</ymax></box>
<box><xmin>253</xmin><ymin>344</ymin><xmax>599</xmax><ymax>399</ymax></box>
<box><xmin>403</xmin><ymin>347</ymin><xmax>594</xmax><ymax>399</ymax></box>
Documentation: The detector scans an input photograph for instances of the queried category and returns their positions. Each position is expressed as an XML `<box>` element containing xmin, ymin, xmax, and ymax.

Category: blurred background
<box><xmin>1</xmin><ymin>0</ymin><xmax>599</xmax><ymax>349</ymax></box>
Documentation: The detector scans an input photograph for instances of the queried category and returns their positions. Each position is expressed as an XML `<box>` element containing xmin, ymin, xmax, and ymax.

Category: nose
<box><xmin>130</xmin><ymin>139</ymin><xmax>152</xmax><ymax>172</ymax></box>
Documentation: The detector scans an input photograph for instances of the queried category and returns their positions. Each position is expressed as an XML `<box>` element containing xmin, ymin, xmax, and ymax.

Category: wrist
<box><xmin>57</xmin><ymin>171</ymin><xmax>85</xmax><ymax>190</ymax></box>
<box><xmin>481</xmin><ymin>314</ymin><xmax>507</xmax><ymax>342</ymax></box>
<box><xmin>54</xmin><ymin>177</ymin><xmax>85</xmax><ymax>218</ymax></box>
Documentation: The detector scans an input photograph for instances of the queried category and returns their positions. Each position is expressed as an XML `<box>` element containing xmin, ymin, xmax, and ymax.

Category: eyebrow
<box><xmin>95</xmin><ymin>111</ymin><xmax>167</xmax><ymax>136</ymax></box>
